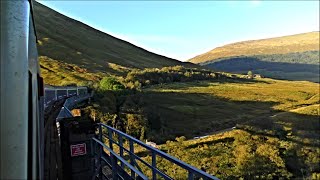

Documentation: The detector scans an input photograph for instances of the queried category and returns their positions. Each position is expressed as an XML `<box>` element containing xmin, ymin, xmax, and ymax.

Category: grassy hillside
<box><xmin>139</xmin><ymin>79</ymin><xmax>319</xmax><ymax>142</ymax></box>
<box><xmin>142</xmin><ymin>118</ymin><xmax>319</xmax><ymax>179</ymax></box>
<box><xmin>189</xmin><ymin>32</ymin><xmax>320</xmax><ymax>64</ymax></box>
<box><xmin>111</xmin><ymin>79</ymin><xmax>319</xmax><ymax>179</ymax></box>
<box><xmin>202</xmin><ymin>51</ymin><xmax>320</xmax><ymax>82</ymax></box>
<box><xmin>39</xmin><ymin>56</ymin><xmax>103</xmax><ymax>86</ymax></box>
<box><xmin>33</xmin><ymin>1</ymin><xmax>195</xmax><ymax>73</ymax></box>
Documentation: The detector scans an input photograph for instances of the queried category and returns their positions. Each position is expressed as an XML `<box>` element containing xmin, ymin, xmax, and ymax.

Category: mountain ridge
<box><xmin>189</xmin><ymin>31</ymin><xmax>320</xmax><ymax>64</ymax></box>
<box><xmin>33</xmin><ymin>1</ymin><xmax>196</xmax><ymax>73</ymax></box>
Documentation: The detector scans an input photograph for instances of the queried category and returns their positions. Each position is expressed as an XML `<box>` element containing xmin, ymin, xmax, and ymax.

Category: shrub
<box><xmin>99</xmin><ymin>77</ymin><xmax>125</xmax><ymax>91</ymax></box>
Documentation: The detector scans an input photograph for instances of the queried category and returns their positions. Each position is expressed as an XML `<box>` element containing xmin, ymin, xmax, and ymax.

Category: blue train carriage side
<box><xmin>44</xmin><ymin>86</ymin><xmax>88</xmax><ymax>108</ymax></box>
<box><xmin>0</xmin><ymin>0</ymin><xmax>44</xmax><ymax>179</ymax></box>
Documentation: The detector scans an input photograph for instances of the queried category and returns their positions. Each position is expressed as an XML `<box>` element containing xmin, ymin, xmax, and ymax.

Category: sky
<box><xmin>38</xmin><ymin>0</ymin><xmax>319</xmax><ymax>61</ymax></box>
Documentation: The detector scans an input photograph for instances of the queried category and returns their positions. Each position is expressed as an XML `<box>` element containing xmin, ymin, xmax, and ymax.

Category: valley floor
<box><xmin>131</xmin><ymin>78</ymin><xmax>320</xmax><ymax>179</ymax></box>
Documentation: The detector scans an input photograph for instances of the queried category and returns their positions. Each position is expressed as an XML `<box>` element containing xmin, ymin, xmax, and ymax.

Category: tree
<box><xmin>247</xmin><ymin>71</ymin><xmax>253</xmax><ymax>79</ymax></box>
<box><xmin>99</xmin><ymin>77</ymin><xmax>125</xmax><ymax>91</ymax></box>
<box><xmin>125</xmin><ymin>114</ymin><xmax>147</xmax><ymax>138</ymax></box>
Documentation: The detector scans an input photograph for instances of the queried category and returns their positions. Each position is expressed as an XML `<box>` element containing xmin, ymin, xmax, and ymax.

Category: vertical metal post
<box><xmin>55</xmin><ymin>90</ymin><xmax>57</xmax><ymax>100</ymax></box>
<box><xmin>111</xmin><ymin>154</ymin><xmax>117</xmax><ymax>180</ymax></box>
<box><xmin>98</xmin><ymin>124</ymin><xmax>103</xmax><ymax>141</ymax></box>
<box><xmin>108</xmin><ymin>129</ymin><xmax>113</xmax><ymax>151</ymax></box>
<box><xmin>92</xmin><ymin>139</ymin><xmax>97</xmax><ymax>179</ymax></box>
<box><xmin>152</xmin><ymin>151</ymin><xmax>157</xmax><ymax>180</ymax></box>
<box><xmin>188</xmin><ymin>171</ymin><xmax>194</xmax><ymax>180</ymax></box>
<box><xmin>118</xmin><ymin>135</ymin><xmax>124</xmax><ymax>168</ymax></box>
<box><xmin>98</xmin><ymin>125</ymin><xmax>102</xmax><ymax>180</ymax></box>
<box><xmin>77</xmin><ymin>88</ymin><xmax>79</xmax><ymax>96</ymax></box>
<box><xmin>129</xmin><ymin>140</ymin><xmax>135</xmax><ymax>178</ymax></box>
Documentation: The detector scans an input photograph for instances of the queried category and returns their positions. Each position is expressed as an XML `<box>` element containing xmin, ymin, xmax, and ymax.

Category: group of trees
<box><xmin>90</xmin><ymin>66</ymin><xmax>231</xmax><ymax>141</ymax></box>
<box><xmin>123</xmin><ymin>66</ymin><xmax>222</xmax><ymax>89</ymax></box>
<box><xmin>90</xmin><ymin>77</ymin><xmax>149</xmax><ymax>140</ymax></box>
<box><xmin>89</xmin><ymin>66</ymin><xmax>253</xmax><ymax>143</ymax></box>
<box><xmin>99</xmin><ymin>77</ymin><xmax>125</xmax><ymax>91</ymax></box>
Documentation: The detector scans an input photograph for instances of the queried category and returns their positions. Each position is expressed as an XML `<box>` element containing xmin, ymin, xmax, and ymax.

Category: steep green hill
<box><xmin>33</xmin><ymin>1</ymin><xmax>195</xmax><ymax>73</ymax></box>
<box><xmin>189</xmin><ymin>32</ymin><xmax>320</xmax><ymax>64</ymax></box>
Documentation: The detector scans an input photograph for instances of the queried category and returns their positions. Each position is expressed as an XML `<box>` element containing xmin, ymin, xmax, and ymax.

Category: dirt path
<box><xmin>271</xmin><ymin>104</ymin><xmax>319</xmax><ymax>118</ymax></box>
<box><xmin>192</xmin><ymin>127</ymin><xmax>236</xmax><ymax>140</ymax></box>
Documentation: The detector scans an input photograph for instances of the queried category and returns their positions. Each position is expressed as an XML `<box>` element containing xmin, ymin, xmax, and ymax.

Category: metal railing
<box><xmin>92</xmin><ymin>123</ymin><xmax>219</xmax><ymax>180</ymax></box>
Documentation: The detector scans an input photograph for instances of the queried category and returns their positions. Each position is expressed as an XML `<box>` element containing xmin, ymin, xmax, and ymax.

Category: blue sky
<box><xmin>38</xmin><ymin>1</ymin><xmax>319</xmax><ymax>61</ymax></box>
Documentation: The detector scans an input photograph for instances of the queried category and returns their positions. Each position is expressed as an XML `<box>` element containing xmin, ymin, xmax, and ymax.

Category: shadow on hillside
<box><xmin>239</xmin><ymin>112</ymin><xmax>320</xmax><ymax>147</ymax></box>
<box><xmin>204</xmin><ymin>57</ymin><xmax>320</xmax><ymax>82</ymax></box>
<box><xmin>208</xmin><ymin>77</ymin><xmax>271</xmax><ymax>85</ymax></box>
<box><xmin>141</xmin><ymin>90</ymin><xmax>320</xmax><ymax>147</ymax></box>
<box><xmin>146</xmin><ymin>78</ymin><xmax>271</xmax><ymax>91</ymax></box>
<box><xmin>143</xmin><ymin>90</ymin><xmax>277</xmax><ymax>143</ymax></box>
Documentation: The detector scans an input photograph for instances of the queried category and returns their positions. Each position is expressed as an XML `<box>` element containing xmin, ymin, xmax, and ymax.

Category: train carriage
<box><xmin>1</xmin><ymin>0</ymin><xmax>44</xmax><ymax>179</ymax></box>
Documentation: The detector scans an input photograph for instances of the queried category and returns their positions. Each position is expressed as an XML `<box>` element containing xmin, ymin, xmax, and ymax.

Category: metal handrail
<box><xmin>92</xmin><ymin>137</ymin><xmax>148</xmax><ymax>180</ymax></box>
<box><xmin>95</xmin><ymin>123</ymin><xmax>219</xmax><ymax>180</ymax></box>
<box><xmin>101</xmin><ymin>135</ymin><xmax>172</xmax><ymax>179</ymax></box>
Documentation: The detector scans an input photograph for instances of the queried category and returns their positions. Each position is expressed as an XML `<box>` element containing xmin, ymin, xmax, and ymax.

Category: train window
<box><xmin>57</xmin><ymin>90</ymin><xmax>67</xmax><ymax>99</ymax></box>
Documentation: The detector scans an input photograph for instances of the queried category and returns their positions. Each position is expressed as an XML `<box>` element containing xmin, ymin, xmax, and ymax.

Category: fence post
<box><xmin>92</xmin><ymin>139</ymin><xmax>96</xmax><ymax>179</ymax></box>
<box><xmin>108</xmin><ymin>128</ymin><xmax>113</xmax><ymax>151</ymax></box>
<box><xmin>98</xmin><ymin>124</ymin><xmax>102</xmax><ymax>180</ymax></box>
<box><xmin>188</xmin><ymin>171</ymin><xmax>194</xmax><ymax>180</ymax></box>
<box><xmin>118</xmin><ymin>134</ymin><xmax>124</xmax><ymax>168</ymax></box>
<box><xmin>111</xmin><ymin>153</ymin><xmax>117</xmax><ymax>180</ymax></box>
<box><xmin>129</xmin><ymin>140</ymin><xmax>135</xmax><ymax>178</ymax></box>
<box><xmin>152</xmin><ymin>151</ymin><xmax>157</xmax><ymax>180</ymax></box>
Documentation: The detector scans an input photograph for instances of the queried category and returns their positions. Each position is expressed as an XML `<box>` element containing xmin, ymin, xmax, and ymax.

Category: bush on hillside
<box><xmin>123</xmin><ymin>65</ymin><xmax>224</xmax><ymax>88</ymax></box>
<box><xmin>99</xmin><ymin>77</ymin><xmax>125</xmax><ymax>91</ymax></box>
